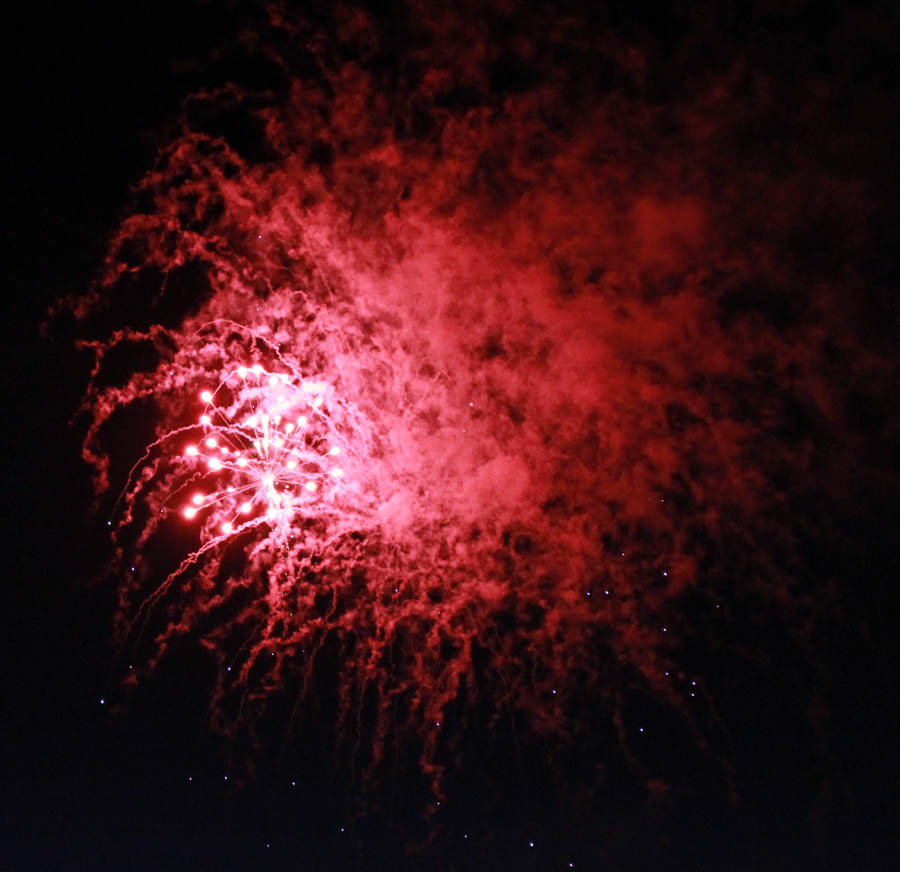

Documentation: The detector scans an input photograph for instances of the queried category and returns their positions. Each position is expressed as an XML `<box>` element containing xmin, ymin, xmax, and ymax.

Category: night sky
<box><xmin>4</xmin><ymin>2</ymin><xmax>900</xmax><ymax>870</ymax></box>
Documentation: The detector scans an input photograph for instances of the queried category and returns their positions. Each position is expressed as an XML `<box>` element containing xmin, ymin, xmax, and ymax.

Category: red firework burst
<box><xmin>65</xmin><ymin>0</ymin><xmax>841</xmax><ymax>811</ymax></box>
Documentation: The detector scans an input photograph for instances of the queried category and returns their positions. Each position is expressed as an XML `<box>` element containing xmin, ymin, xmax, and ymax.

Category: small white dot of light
<box><xmin>464</xmin><ymin>834</ymin><xmax>468</xmax><ymax>839</ymax></box>
<box><xmin>200</xmin><ymin>390</ymin><xmax>213</xmax><ymax>403</ymax></box>
<box><xmin>224</xmin><ymin>775</ymin><xmax>228</xmax><ymax>781</ymax></box>
<box><xmin>660</xmin><ymin>498</ymin><xmax>664</xmax><ymax>502</ymax></box>
<box><xmin>329</xmin><ymin>445</ymin><xmax>341</xmax><ymax>455</ymax></box>
<box><xmin>183</xmin><ymin>507</ymin><xmax>197</xmax><ymax>519</ymax></box>
<box><xmin>297</xmin><ymin>416</ymin><xmax>307</xmax><ymax>426</ymax></box>
<box><xmin>237</xmin><ymin>366</ymin><xmax>247</xmax><ymax>378</ymax></box>
<box><xmin>186</xmin><ymin>445</ymin><xmax>198</xmax><ymax>456</ymax></box>
<box><xmin>436</xmin><ymin>801</ymin><xmax>440</xmax><ymax>806</ymax></box>
<box><xmin>665</xmin><ymin>671</ymin><xmax>669</xmax><ymax>676</ymax></box>
<box><xmin>393</xmin><ymin>588</ymin><xmax>398</xmax><ymax>593</ymax></box>
<box><xmin>107</xmin><ymin>520</ymin><xmax>111</xmax><ymax>526</ymax></box>
<box><xmin>291</xmin><ymin>781</ymin><xmax>296</xmax><ymax>786</ymax></box>
<box><xmin>130</xmin><ymin>566</ymin><xmax>135</xmax><ymax>571</ymax></box>
<box><xmin>286</xmin><ymin>459</ymin><xmax>297</xmax><ymax>470</ymax></box>
<box><xmin>192</xmin><ymin>493</ymin><xmax>204</xmax><ymax>505</ymax></box>
<box><xmin>237</xmin><ymin>457</ymin><xmax>248</xmax><ymax>467</ymax></box>
<box><xmin>604</xmin><ymin>590</ymin><xmax>609</xmax><ymax>595</ymax></box>
<box><xmin>468</xmin><ymin>401</ymin><xmax>474</xmax><ymax>406</ymax></box>
<box><xmin>269</xmin><ymin>375</ymin><xmax>279</xmax><ymax>386</ymax></box>
<box><xmin>312</xmin><ymin>396</ymin><xmax>323</xmax><ymax>408</ymax></box>
<box><xmin>620</xmin><ymin>552</ymin><xmax>625</xmax><ymax>557</ymax></box>
<box><xmin>208</xmin><ymin>458</ymin><xmax>222</xmax><ymax>471</ymax></box>
<box><xmin>662</xmin><ymin>627</ymin><xmax>667</xmax><ymax>632</ymax></box>
<box><xmin>305</xmin><ymin>481</ymin><xmax>317</xmax><ymax>492</ymax></box>
<box><xmin>206</xmin><ymin>438</ymin><xmax>217</xmax><ymax>448</ymax></box>
<box><xmin>331</xmin><ymin>468</ymin><xmax>343</xmax><ymax>478</ymax></box>
<box><xmin>200</xmin><ymin>414</ymin><xmax>211</xmax><ymax>425</ymax></box>
<box><xmin>258</xmin><ymin>235</ymin><xmax>261</xmax><ymax>239</ymax></box>
<box><xmin>266</xmin><ymin>843</ymin><xmax>270</xmax><ymax>849</ymax></box>
<box><xmin>690</xmin><ymin>692</ymin><xmax>695</xmax><ymax>697</ymax></box>
<box><xmin>528</xmin><ymin>841</ymin><xmax>534</xmax><ymax>848</ymax></box>
<box><xmin>99</xmin><ymin>698</ymin><xmax>104</xmax><ymax>704</ymax></box>
<box><xmin>129</xmin><ymin>665</ymin><xmax>133</xmax><ymax>670</ymax></box>
<box><xmin>340</xmin><ymin>828</ymin><xmax>344</xmax><ymax>833</ymax></box>
<box><xmin>691</xmin><ymin>680</ymin><xmax>697</xmax><ymax>686</ymax></box>
<box><xmin>241</xmin><ymin>502</ymin><xmax>252</xmax><ymax>513</ymax></box>
<box><xmin>639</xmin><ymin>727</ymin><xmax>644</xmax><ymax>732</ymax></box>
<box><xmin>227</xmin><ymin>666</ymin><xmax>231</xmax><ymax>671</ymax></box>
<box><xmin>188</xmin><ymin>776</ymin><xmax>192</xmax><ymax>782</ymax></box>
<box><xmin>252</xmin><ymin>364</ymin><xmax>263</xmax><ymax>375</ymax></box>
<box><xmin>222</xmin><ymin>522</ymin><xmax>233</xmax><ymax>534</ymax></box>
<box><xmin>662</xmin><ymin>571</ymin><xmax>668</xmax><ymax>577</ymax></box>
<box><xmin>552</xmin><ymin>689</ymin><xmax>557</xmax><ymax>694</ymax></box>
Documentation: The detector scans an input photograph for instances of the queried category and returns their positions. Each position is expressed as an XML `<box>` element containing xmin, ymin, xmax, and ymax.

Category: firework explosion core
<box><xmin>63</xmin><ymin>1</ymin><xmax>894</xmax><ymax>820</ymax></box>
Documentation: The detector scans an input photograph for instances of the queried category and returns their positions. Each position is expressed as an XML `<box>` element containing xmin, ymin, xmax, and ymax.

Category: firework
<box><xmin>67</xmin><ymin>1</ymin><xmax>839</xmax><ymax>811</ymax></box>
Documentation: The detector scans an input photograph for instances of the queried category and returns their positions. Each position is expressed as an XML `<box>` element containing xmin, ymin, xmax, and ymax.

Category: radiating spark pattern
<box><xmin>181</xmin><ymin>367</ymin><xmax>345</xmax><ymax>532</ymax></box>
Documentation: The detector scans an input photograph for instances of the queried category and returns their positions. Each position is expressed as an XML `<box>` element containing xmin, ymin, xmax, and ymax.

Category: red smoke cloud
<box><xmin>65</xmin><ymin>0</ymin><xmax>895</xmax><ymax>816</ymax></box>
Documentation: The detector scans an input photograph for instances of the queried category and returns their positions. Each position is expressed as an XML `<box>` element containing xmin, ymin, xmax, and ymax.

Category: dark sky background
<box><xmin>4</xmin><ymin>1</ymin><xmax>900</xmax><ymax>870</ymax></box>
